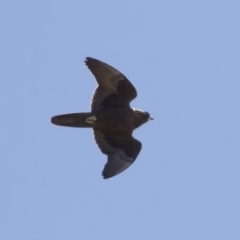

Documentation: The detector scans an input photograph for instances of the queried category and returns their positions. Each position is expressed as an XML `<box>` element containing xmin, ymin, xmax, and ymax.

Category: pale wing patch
<box><xmin>93</xmin><ymin>130</ymin><xmax>136</xmax><ymax>179</ymax></box>
<box><xmin>103</xmin><ymin>151</ymin><xmax>134</xmax><ymax>178</ymax></box>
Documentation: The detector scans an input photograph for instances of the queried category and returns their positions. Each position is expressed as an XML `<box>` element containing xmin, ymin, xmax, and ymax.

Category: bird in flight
<box><xmin>51</xmin><ymin>57</ymin><xmax>153</xmax><ymax>179</ymax></box>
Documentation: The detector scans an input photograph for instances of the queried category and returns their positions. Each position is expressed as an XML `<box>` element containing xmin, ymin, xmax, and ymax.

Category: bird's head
<box><xmin>133</xmin><ymin>109</ymin><xmax>153</xmax><ymax>129</ymax></box>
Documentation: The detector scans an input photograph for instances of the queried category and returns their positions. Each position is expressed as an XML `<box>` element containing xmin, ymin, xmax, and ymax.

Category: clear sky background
<box><xmin>1</xmin><ymin>1</ymin><xmax>240</xmax><ymax>239</ymax></box>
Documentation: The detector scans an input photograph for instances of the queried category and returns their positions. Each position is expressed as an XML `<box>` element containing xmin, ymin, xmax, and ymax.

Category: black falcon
<box><xmin>51</xmin><ymin>57</ymin><xmax>153</xmax><ymax>179</ymax></box>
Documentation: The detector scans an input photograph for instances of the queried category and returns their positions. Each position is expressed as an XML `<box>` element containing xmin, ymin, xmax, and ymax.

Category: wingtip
<box><xmin>85</xmin><ymin>57</ymin><xmax>96</xmax><ymax>68</ymax></box>
<box><xmin>102</xmin><ymin>172</ymin><xmax>112</xmax><ymax>179</ymax></box>
<box><xmin>85</xmin><ymin>57</ymin><xmax>97</xmax><ymax>64</ymax></box>
<box><xmin>84</xmin><ymin>57</ymin><xmax>89</xmax><ymax>65</ymax></box>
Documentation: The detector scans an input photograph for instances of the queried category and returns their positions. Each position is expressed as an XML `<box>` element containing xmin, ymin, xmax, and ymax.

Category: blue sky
<box><xmin>1</xmin><ymin>1</ymin><xmax>240</xmax><ymax>239</ymax></box>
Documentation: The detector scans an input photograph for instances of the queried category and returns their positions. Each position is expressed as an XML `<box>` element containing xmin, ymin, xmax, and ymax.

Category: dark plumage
<box><xmin>51</xmin><ymin>57</ymin><xmax>153</xmax><ymax>179</ymax></box>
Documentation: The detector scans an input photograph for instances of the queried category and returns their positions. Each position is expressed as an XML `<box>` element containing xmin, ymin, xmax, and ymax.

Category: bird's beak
<box><xmin>148</xmin><ymin>116</ymin><xmax>154</xmax><ymax>121</ymax></box>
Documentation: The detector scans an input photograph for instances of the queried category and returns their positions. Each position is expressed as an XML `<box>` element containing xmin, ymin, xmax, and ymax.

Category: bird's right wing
<box><xmin>93</xmin><ymin>130</ymin><xmax>142</xmax><ymax>179</ymax></box>
<box><xmin>85</xmin><ymin>57</ymin><xmax>137</xmax><ymax>112</ymax></box>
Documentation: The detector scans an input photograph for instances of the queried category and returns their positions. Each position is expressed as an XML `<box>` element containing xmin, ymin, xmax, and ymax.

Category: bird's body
<box><xmin>93</xmin><ymin>108</ymin><xmax>135</xmax><ymax>132</ymax></box>
<box><xmin>51</xmin><ymin>57</ymin><xmax>152</xmax><ymax>179</ymax></box>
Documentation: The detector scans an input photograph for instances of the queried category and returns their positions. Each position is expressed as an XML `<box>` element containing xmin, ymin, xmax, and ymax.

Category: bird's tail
<box><xmin>51</xmin><ymin>112</ymin><xmax>93</xmax><ymax>128</ymax></box>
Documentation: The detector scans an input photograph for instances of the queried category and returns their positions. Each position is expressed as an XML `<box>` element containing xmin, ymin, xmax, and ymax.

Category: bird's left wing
<box><xmin>93</xmin><ymin>130</ymin><xmax>142</xmax><ymax>179</ymax></box>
